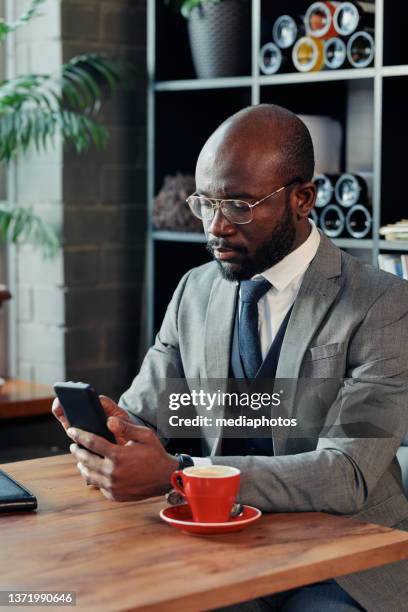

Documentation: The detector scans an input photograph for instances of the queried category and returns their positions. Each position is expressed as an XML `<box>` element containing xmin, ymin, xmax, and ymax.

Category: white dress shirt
<box><xmin>193</xmin><ymin>220</ymin><xmax>321</xmax><ymax>467</ymax></box>
<box><xmin>254</xmin><ymin>219</ymin><xmax>320</xmax><ymax>359</ymax></box>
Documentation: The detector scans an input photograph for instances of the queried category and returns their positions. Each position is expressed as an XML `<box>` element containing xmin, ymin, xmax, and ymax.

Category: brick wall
<box><xmin>11</xmin><ymin>0</ymin><xmax>147</xmax><ymax>399</ymax></box>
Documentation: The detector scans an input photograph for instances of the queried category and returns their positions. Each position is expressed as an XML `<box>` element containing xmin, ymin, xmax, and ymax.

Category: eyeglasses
<box><xmin>186</xmin><ymin>181</ymin><xmax>298</xmax><ymax>225</ymax></box>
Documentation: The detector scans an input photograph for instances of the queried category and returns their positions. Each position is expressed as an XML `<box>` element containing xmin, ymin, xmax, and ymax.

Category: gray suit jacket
<box><xmin>120</xmin><ymin>234</ymin><xmax>408</xmax><ymax>612</ymax></box>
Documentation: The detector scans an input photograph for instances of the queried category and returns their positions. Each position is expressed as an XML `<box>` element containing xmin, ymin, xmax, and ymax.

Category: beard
<box><xmin>206</xmin><ymin>202</ymin><xmax>296</xmax><ymax>281</ymax></box>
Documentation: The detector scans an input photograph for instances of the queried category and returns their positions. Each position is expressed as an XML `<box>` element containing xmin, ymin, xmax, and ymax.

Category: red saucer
<box><xmin>160</xmin><ymin>504</ymin><xmax>261</xmax><ymax>535</ymax></box>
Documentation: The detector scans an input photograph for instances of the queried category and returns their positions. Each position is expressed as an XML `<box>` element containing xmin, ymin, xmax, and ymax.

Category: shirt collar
<box><xmin>255</xmin><ymin>220</ymin><xmax>320</xmax><ymax>291</ymax></box>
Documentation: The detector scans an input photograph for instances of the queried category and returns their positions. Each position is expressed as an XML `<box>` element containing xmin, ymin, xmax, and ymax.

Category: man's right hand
<box><xmin>52</xmin><ymin>394</ymin><xmax>175</xmax><ymax>501</ymax></box>
<box><xmin>52</xmin><ymin>395</ymin><xmax>132</xmax><ymax>446</ymax></box>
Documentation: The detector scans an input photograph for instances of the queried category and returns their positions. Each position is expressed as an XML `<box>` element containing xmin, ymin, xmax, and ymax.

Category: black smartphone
<box><xmin>53</xmin><ymin>382</ymin><xmax>116</xmax><ymax>447</ymax></box>
<box><xmin>0</xmin><ymin>470</ymin><xmax>37</xmax><ymax>512</ymax></box>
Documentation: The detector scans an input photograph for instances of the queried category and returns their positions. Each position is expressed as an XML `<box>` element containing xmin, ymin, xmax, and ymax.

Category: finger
<box><xmin>107</xmin><ymin>416</ymin><xmax>130</xmax><ymax>437</ymax></box>
<box><xmin>70</xmin><ymin>444</ymin><xmax>116</xmax><ymax>481</ymax></box>
<box><xmin>67</xmin><ymin>427</ymin><xmax>115</xmax><ymax>457</ymax></box>
<box><xmin>106</xmin><ymin>415</ymin><xmax>129</xmax><ymax>446</ymax></box>
<box><xmin>99</xmin><ymin>396</ymin><xmax>131</xmax><ymax>422</ymax></box>
<box><xmin>77</xmin><ymin>462</ymin><xmax>111</xmax><ymax>490</ymax></box>
<box><xmin>107</xmin><ymin>419</ymin><xmax>155</xmax><ymax>444</ymax></box>
<box><xmin>76</xmin><ymin>461</ymin><xmax>92</xmax><ymax>485</ymax></box>
<box><xmin>51</xmin><ymin>398</ymin><xmax>70</xmax><ymax>430</ymax></box>
<box><xmin>100</xmin><ymin>487</ymin><xmax>114</xmax><ymax>501</ymax></box>
<box><xmin>70</xmin><ymin>443</ymin><xmax>104</xmax><ymax>471</ymax></box>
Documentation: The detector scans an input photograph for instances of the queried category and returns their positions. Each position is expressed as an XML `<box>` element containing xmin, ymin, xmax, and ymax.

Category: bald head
<box><xmin>196</xmin><ymin>104</ymin><xmax>314</xmax><ymax>196</ymax></box>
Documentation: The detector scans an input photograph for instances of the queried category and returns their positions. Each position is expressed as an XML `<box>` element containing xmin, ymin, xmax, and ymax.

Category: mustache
<box><xmin>206</xmin><ymin>238</ymin><xmax>248</xmax><ymax>254</ymax></box>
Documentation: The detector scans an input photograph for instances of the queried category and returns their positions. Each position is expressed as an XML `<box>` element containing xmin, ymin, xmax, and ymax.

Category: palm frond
<box><xmin>60</xmin><ymin>54</ymin><xmax>131</xmax><ymax>113</ymax></box>
<box><xmin>59</xmin><ymin>110</ymin><xmax>109</xmax><ymax>152</ymax></box>
<box><xmin>0</xmin><ymin>1</ymin><xmax>135</xmax><ymax>257</ymax></box>
<box><xmin>0</xmin><ymin>203</ymin><xmax>59</xmax><ymax>257</ymax></box>
<box><xmin>0</xmin><ymin>0</ymin><xmax>47</xmax><ymax>41</ymax></box>
<box><xmin>0</xmin><ymin>54</ymin><xmax>133</xmax><ymax>162</ymax></box>
<box><xmin>165</xmin><ymin>0</ymin><xmax>221</xmax><ymax>19</ymax></box>
<box><xmin>0</xmin><ymin>107</ymin><xmax>109</xmax><ymax>159</ymax></box>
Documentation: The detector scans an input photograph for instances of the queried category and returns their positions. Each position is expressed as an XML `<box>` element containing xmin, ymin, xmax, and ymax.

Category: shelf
<box><xmin>155</xmin><ymin>77</ymin><xmax>253</xmax><ymax>92</ymax></box>
<box><xmin>260</xmin><ymin>68</ymin><xmax>376</xmax><ymax>86</ymax></box>
<box><xmin>153</xmin><ymin>232</ymin><xmax>373</xmax><ymax>251</ymax></box>
<box><xmin>379</xmin><ymin>240</ymin><xmax>408</xmax><ymax>252</ymax></box>
<box><xmin>333</xmin><ymin>239</ymin><xmax>373</xmax><ymax>250</ymax></box>
<box><xmin>153</xmin><ymin>231</ymin><xmax>206</xmax><ymax>243</ymax></box>
<box><xmin>155</xmin><ymin>69</ymin><xmax>376</xmax><ymax>92</ymax></box>
<box><xmin>148</xmin><ymin>0</ymin><xmax>400</xmax><ymax>341</ymax></box>
<box><xmin>381</xmin><ymin>66</ymin><xmax>408</xmax><ymax>78</ymax></box>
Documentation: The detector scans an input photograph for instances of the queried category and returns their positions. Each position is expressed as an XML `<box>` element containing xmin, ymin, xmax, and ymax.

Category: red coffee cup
<box><xmin>170</xmin><ymin>465</ymin><xmax>240</xmax><ymax>523</ymax></box>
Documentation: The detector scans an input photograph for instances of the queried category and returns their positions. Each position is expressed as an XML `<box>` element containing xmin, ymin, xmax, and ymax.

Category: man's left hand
<box><xmin>67</xmin><ymin>418</ymin><xmax>178</xmax><ymax>502</ymax></box>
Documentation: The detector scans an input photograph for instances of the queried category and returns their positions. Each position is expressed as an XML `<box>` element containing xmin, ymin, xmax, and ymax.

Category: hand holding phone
<box><xmin>52</xmin><ymin>387</ymin><xmax>135</xmax><ymax>451</ymax></box>
<box><xmin>53</xmin><ymin>382</ymin><xmax>116</xmax><ymax>447</ymax></box>
<box><xmin>53</xmin><ymin>382</ymin><xmax>176</xmax><ymax>501</ymax></box>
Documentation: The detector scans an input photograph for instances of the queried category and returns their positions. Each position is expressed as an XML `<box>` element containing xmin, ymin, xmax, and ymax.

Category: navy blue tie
<box><xmin>239</xmin><ymin>278</ymin><xmax>272</xmax><ymax>379</ymax></box>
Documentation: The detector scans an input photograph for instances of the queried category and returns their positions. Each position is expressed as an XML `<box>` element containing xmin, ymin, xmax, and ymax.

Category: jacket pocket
<box><xmin>353</xmin><ymin>493</ymin><xmax>408</xmax><ymax>528</ymax></box>
<box><xmin>307</xmin><ymin>342</ymin><xmax>345</xmax><ymax>361</ymax></box>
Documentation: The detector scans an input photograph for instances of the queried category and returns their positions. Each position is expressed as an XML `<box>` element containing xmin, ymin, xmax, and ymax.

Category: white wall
<box><xmin>10</xmin><ymin>0</ymin><xmax>65</xmax><ymax>383</ymax></box>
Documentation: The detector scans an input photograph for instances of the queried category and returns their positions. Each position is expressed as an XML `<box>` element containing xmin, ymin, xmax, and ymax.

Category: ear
<box><xmin>292</xmin><ymin>182</ymin><xmax>316</xmax><ymax>219</ymax></box>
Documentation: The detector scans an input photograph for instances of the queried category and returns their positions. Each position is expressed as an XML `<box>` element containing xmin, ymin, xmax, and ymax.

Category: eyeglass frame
<box><xmin>186</xmin><ymin>179</ymin><xmax>301</xmax><ymax>225</ymax></box>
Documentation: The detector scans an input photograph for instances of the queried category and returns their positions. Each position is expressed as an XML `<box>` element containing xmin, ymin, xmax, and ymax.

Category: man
<box><xmin>53</xmin><ymin>104</ymin><xmax>408</xmax><ymax>611</ymax></box>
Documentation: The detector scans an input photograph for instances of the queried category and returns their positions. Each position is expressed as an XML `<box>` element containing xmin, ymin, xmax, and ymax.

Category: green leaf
<box><xmin>0</xmin><ymin>0</ymin><xmax>47</xmax><ymax>42</ymax></box>
<box><xmin>0</xmin><ymin>5</ymin><xmax>136</xmax><ymax>257</ymax></box>
<box><xmin>166</xmin><ymin>0</ymin><xmax>222</xmax><ymax>19</ymax></box>
<box><xmin>0</xmin><ymin>203</ymin><xmax>60</xmax><ymax>257</ymax></box>
<box><xmin>0</xmin><ymin>54</ymin><xmax>133</xmax><ymax>162</ymax></box>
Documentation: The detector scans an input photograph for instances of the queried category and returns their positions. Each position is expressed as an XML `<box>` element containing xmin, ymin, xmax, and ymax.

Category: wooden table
<box><xmin>2</xmin><ymin>455</ymin><xmax>408</xmax><ymax>612</ymax></box>
<box><xmin>0</xmin><ymin>379</ymin><xmax>54</xmax><ymax>419</ymax></box>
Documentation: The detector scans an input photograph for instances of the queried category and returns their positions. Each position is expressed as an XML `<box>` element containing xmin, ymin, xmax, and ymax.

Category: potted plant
<box><xmin>171</xmin><ymin>0</ymin><xmax>251</xmax><ymax>79</ymax></box>
<box><xmin>0</xmin><ymin>0</ymin><xmax>133</xmax><ymax>256</ymax></box>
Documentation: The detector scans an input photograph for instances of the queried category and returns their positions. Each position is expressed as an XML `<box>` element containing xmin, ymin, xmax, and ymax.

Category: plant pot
<box><xmin>187</xmin><ymin>0</ymin><xmax>251</xmax><ymax>79</ymax></box>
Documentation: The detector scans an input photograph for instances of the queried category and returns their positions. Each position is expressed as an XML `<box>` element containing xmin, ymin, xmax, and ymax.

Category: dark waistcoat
<box><xmin>221</xmin><ymin>302</ymin><xmax>293</xmax><ymax>456</ymax></box>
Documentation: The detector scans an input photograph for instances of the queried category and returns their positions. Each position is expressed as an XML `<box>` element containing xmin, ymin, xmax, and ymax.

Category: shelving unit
<box><xmin>147</xmin><ymin>0</ymin><xmax>408</xmax><ymax>344</ymax></box>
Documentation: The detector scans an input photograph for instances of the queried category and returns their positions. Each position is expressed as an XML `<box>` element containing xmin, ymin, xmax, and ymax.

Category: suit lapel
<box><xmin>202</xmin><ymin>275</ymin><xmax>238</xmax><ymax>454</ymax></box>
<box><xmin>204</xmin><ymin>275</ymin><xmax>238</xmax><ymax>379</ymax></box>
<box><xmin>274</xmin><ymin>235</ymin><xmax>342</xmax><ymax>454</ymax></box>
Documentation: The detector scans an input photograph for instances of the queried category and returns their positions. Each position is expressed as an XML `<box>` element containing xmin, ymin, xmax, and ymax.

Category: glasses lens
<box><xmin>187</xmin><ymin>196</ymin><xmax>213</xmax><ymax>220</ymax></box>
<box><xmin>222</xmin><ymin>200</ymin><xmax>251</xmax><ymax>224</ymax></box>
<box><xmin>187</xmin><ymin>196</ymin><xmax>251</xmax><ymax>224</ymax></box>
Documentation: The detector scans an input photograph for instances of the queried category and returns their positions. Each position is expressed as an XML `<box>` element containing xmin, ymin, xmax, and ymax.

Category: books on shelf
<box><xmin>379</xmin><ymin>220</ymin><xmax>408</xmax><ymax>241</ymax></box>
<box><xmin>378</xmin><ymin>254</ymin><xmax>408</xmax><ymax>280</ymax></box>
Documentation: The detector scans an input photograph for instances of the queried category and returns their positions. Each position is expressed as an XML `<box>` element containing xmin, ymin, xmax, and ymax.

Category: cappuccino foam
<box><xmin>183</xmin><ymin>466</ymin><xmax>239</xmax><ymax>478</ymax></box>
